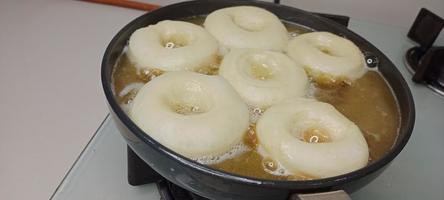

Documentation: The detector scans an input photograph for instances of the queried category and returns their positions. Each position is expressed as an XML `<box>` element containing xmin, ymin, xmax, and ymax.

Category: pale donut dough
<box><xmin>219</xmin><ymin>49</ymin><xmax>308</xmax><ymax>109</ymax></box>
<box><xmin>286</xmin><ymin>32</ymin><xmax>366</xmax><ymax>84</ymax></box>
<box><xmin>130</xmin><ymin>71</ymin><xmax>249</xmax><ymax>158</ymax></box>
<box><xmin>204</xmin><ymin>6</ymin><xmax>288</xmax><ymax>54</ymax></box>
<box><xmin>256</xmin><ymin>98</ymin><xmax>369</xmax><ymax>178</ymax></box>
<box><xmin>128</xmin><ymin>20</ymin><xmax>218</xmax><ymax>71</ymax></box>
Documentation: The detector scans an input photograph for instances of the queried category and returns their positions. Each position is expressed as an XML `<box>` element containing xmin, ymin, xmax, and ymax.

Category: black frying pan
<box><xmin>101</xmin><ymin>1</ymin><xmax>415</xmax><ymax>199</ymax></box>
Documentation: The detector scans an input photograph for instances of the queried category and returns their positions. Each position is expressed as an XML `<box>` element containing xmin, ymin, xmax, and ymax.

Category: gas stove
<box><xmin>51</xmin><ymin>15</ymin><xmax>444</xmax><ymax>200</ymax></box>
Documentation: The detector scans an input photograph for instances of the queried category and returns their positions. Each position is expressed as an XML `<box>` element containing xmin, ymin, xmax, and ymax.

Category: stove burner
<box><xmin>157</xmin><ymin>179</ymin><xmax>208</xmax><ymax>200</ymax></box>
<box><xmin>405</xmin><ymin>47</ymin><xmax>444</xmax><ymax>97</ymax></box>
<box><xmin>404</xmin><ymin>47</ymin><xmax>424</xmax><ymax>74</ymax></box>
<box><xmin>128</xmin><ymin>146</ymin><xmax>208</xmax><ymax>200</ymax></box>
<box><xmin>128</xmin><ymin>146</ymin><xmax>350</xmax><ymax>200</ymax></box>
<box><xmin>405</xmin><ymin>8</ymin><xmax>444</xmax><ymax>97</ymax></box>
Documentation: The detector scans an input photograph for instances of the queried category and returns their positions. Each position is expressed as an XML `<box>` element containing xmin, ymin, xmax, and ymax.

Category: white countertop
<box><xmin>0</xmin><ymin>1</ymin><xmax>144</xmax><ymax>200</ymax></box>
<box><xmin>0</xmin><ymin>1</ymin><xmax>442</xmax><ymax>200</ymax></box>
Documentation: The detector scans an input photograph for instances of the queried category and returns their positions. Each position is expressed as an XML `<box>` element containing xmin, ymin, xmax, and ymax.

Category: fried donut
<box><xmin>204</xmin><ymin>6</ymin><xmax>288</xmax><ymax>54</ymax></box>
<box><xmin>286</xmin><ymin>32</ymin><xmax>366</xmax><ymax>86</ymax></box>
<box><xmin>128</xmin><ymin>20</ymin><xmax>218</xmax><ymax>71</ymax></box>
<box><xmin>130</xmin><ymin>71</ymin><xmax>249</xmax><ymax>158</ymax></box>
<box><xmin>256</xmin><ymin>98</ymin><xmax>369</xmax><ymax>178</ymax></box>
<box><xmin>219</xmin><ymin>49</ymin><xmax>308</xmax><ymax>108</ymax></box>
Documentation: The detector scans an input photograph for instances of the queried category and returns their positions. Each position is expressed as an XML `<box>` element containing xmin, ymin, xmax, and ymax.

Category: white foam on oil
<box><xmin>193</xmin><ymin>142</ymin><xmax>250</xmax><ymax>165</ymax></box>
<box><xmin>288</xmin><ymin>31</ymin><xmax>300</xmax><ymax>38</ymax></box>
<box><xmin>118</xmin><ymin>83</ymin><xmax>144</xmax><ymax>114</ymax></box>
<box><xmin>120</xmin><ymin>102</ymin><xmax>133</xmax><ymax>114</ymax></box>
<box><xmin>366</xmin><ymin>131</ymin><xmax>381</xmax><ymax>142</ymax></box>
<box><xmin>305</xmin><ymin>82</ymin><xmax>317</xmax><ymax>99</ymax></box>
<box><xmin>266</xmin><ymin>162</ymin><xmax>292</xmax><ymax>177</ymax></box>
<box><xmin>118</xmin><ymin>82</ymin><xmax>144</xmax><ymax>97</ymax></box>
<box><xmin>248</xmin><ymin>106</ymin><xmax>264</xmax><ymax>124</ymax></box>
<box><xmin>257</xmin><ymin>145</ymin><xmax>293</xmax><ymax>177</ymax></box>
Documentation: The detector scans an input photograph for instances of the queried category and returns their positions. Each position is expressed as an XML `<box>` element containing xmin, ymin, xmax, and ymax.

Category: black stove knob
<box><xmin>405</xmin><ymin>8</ymin><xmax>444</xmax><ymax>97</ymax></box>
<box><xmin>407</xmin><ymin>8</ymin><xmax>444</xmax><ymax>52</ymax></box>
<box><xmin>412</xmin><ymin>47</ymin><xmax>444</xmax><ymax>87</ymax></box>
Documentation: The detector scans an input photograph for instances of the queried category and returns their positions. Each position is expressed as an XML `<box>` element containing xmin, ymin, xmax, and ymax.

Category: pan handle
<box><xmin>290</xmin><ymin>190</ymin><xmax>351</xmax><ymax>200</ymax></box>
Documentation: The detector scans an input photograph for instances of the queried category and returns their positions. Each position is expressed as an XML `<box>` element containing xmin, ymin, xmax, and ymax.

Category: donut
<box><xmin>219</xmin><ymin>49</ymin><xmax>308</xmax><ymax>109</ymax></box>
<box><xmin>130</xmin><ymin>71</ymin><xmax>250</xmax><ymax>158</ymax></box>
<box><xmin>286</xmin><ymin>32</ymin><xmax>366</xmax><ymax>86</ymax></box>
<box><xmin>128</xmin><ymin>20</ymin><xmax>218</xmax><ymax>71</ymax></box>
<box><xmin>204</xmin><ymin>6</ymin><xmax>288</xmax><ymax>54</ymax></box>
<box><xmin>256</xmin><ymin>98</ymin><xmax>369</xmax><ymax>178</ymax></box>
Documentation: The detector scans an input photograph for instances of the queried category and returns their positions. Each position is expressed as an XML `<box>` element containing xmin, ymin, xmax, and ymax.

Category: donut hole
<box><xmin>160</xmin><ymin>34</ymin><xmax>191</xmax><ymax>49</ymax></box>
<box><xmin>316</xmin><ymin>45</ymin><xmax>339</xmax><ymax>57</ymax></box>
<box><xmin>166</xmin><ymin>82</ymin><xmax>213</xmax><ymax>115</ymax></box>
<box><xmin>305</xmin><ymin>34</ymin><xmax>341</xmax><ymax>57</ymax></box>
<box><xmin>231</xmin><ymin>14</ymin><xmax>265</xmax><ymax>32</ymax></box>
<box><xmin>300</xmin><ymin>128</ymin><xmax>331</xmax><ymax>143</ymax></box>
<box><xmin>248</xmin><ymin>63</ymin><xmax>275</xmax><ymax>80</ymax></box>
<box><xmin>289</xmin><ymin>119</ymin><xmax>332</xmax><ymax>143</ymax></box>
<box><xmin>319</xmin><ymin>47</ymin><xmax>332</xmax><ymax>55</ymax></box>
<box><xmin>244</xmin><ymin>55</ymin><xmax>277</xmax><ymax>81</ymax></box>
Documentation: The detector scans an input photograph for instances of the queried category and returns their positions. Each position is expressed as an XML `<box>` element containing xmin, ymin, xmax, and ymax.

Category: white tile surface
<box><xmin>0</xmin><ymin>1</ymin><xmax>144</xmax><ymax>200</ymax></box>
<box><xmin>50</xmin><ymin>116</ymin><xmax>161</xmax><ymax>200</ymax></box>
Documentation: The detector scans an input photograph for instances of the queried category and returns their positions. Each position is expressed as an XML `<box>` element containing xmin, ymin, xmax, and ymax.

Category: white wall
<box><xmin>146</xmin><ymin>0</ymin><xmax>444</xmax><ymax>45</ymax></box>
<box><xmin>145</xmin><ymin>0</ymin><xmax>443</xmax><ymax>31</ymax></box>
<box><xmin>280</xmin><ymin>0</ymin><xmax>444</xmax><ymax>45</ymax></box>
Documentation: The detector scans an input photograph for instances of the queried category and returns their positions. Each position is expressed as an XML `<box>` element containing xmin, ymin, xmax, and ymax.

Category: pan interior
<box><xmin>110</xmin><ymin>15</ymin><xmax>401</xmax><ymax>181</ymax></box>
